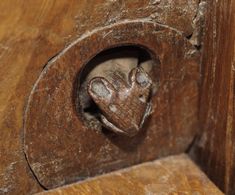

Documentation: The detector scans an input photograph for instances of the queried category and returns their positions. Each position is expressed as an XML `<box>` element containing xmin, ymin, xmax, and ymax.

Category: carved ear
<box><xmin>88</xmin><ymin>77</ymin><xmax>115</xmax><ymax>104</ymax></box>
<box><xmin>129</xmin><ymin>67</ymin><xmax>152</xmax><ymax>88</ymax></box>
<box><xmin>135</xmin><ymin>68</ymin><xmax>152</xmax><ymax>88</ymax></box>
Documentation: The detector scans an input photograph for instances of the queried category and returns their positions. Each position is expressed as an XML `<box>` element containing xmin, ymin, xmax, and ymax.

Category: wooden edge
<box><xmin>37</xmin><ymin>154</ymin><xmax>223</xmax><ymax>195</ymax></box>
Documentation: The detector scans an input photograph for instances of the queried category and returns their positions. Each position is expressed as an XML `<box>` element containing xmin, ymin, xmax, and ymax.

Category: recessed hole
<box><xmin>75</xmin><ymin>45</ymin><xmax>159</xmax><ymax>129</ymax></box>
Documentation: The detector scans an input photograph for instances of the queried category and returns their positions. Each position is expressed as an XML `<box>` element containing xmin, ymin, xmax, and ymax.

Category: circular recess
<box><xmin>24</xmin><ymin>21</ymin><xmax>200</xmax><ymax>189</ymax></box>
<box><xmin>75</xmin><ymin>45</ymin><xmax>160</xmax><ymax>131</ymax></box>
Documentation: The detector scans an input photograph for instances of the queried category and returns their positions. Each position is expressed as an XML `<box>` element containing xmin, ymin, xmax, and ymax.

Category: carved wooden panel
<box><xmin>0</xmin><ymin>1</ymin><xmax>203</xmax><ymax>194</ymax></box>
<box><xmin>24</xmin><ymin>21</ymin><xmax>200</xmax><ymax>189</ymax></box>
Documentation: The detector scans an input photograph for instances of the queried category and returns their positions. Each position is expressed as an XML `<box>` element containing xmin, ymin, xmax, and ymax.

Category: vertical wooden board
<box><xmin>190</xmin><ymin>0</ymin><xmax>235</xmax><ymax>194</ymax></box>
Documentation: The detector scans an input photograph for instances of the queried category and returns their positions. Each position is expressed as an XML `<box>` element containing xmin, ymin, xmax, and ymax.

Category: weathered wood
<box><xmin>0</xmin><ymin>0</ymin><xmax>201</xmax><ymax>194</ymax></box>
<box><xmin>24</xmin><ymin>21</ymin><xmax>200</xmax><ymax>189</ymax></box>
<box><xmin>190</xmin><ymin>0</ymin><xmax>235</xmax><ymax>194</ymax></box>
<box><xmin>37</xmin><ymin>154</ymin><xmax>223</xmax><ymax>195</ymax></box>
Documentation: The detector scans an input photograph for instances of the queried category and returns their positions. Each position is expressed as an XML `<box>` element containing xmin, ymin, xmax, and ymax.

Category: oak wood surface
<box><xmin>23</xmin><ymin>21</ymin><xmax>200</xmax><ymax>189</ymax></box>
<box><xmin>0</xmin><ymin>1</ymin><xmax>200</xmax><ymax>194</ymax></box>
<box><xmin>190</xmin><ymin>0</ymin><xmax>235</xmax><ymax>194</ymax></box>
<box><xmin>37</xmin><ymin>154</ymin><xmax>223</xmax><ymax>195</ymax></box>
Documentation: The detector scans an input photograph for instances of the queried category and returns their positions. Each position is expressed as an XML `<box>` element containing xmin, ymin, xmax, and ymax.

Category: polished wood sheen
<box><xmin>37</xmin><ymin>154</ymin><xmax>223</xmax><ymax>195</ymax></box>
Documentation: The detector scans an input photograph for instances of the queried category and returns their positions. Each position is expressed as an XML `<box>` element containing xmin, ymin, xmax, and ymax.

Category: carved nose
<box><xmin>88</xmin><ymin>67</ymin><xmax>152</xmax><ymax>137</ymax></box>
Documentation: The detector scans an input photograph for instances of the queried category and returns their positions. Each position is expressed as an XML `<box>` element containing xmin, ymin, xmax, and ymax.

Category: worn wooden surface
<box><xmin>37</xmin><ymin>154</ymin><xmax>223</xmax><ymax>195</ymax></box>
<box><xmin>24</xmin><ymin>21</ymin><xmax>200</xmax><ymax>189</ymax></box>
<box><xmin>0</xmin><ymin>1</ymin><xmax>202</xmax><ymax>194</ymax></box>
<box><xmin>190</xmin><ymin>0</ymin><xmax>235</xmax><ymax>194</ymax></box>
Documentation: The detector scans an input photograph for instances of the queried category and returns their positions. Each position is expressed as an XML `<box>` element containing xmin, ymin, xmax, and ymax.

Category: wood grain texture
<box><xmin>23</xmin><ymin>21</ymin><xmax>200</xmax><ymax>189</ymax></box>
<box><xmin>0</xmin><ymin>1</ymin><xmax>201</xmax><ymax>194</ymax></box>
<box><xmin>37</xmin><ymin>154</ymin><xmax>223</xmax><ymax>195</ymax></box>
<box><xmin>190</xmin><ymin>0</ymin><xmax>235</xmax><ymax>194</ymax></box>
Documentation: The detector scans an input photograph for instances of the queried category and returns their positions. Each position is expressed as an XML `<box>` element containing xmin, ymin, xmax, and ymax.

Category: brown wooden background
<box><xmin>0</xmin><ymin>0</ymin><xmax>234</xmax><ymax>194</ymax></box>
